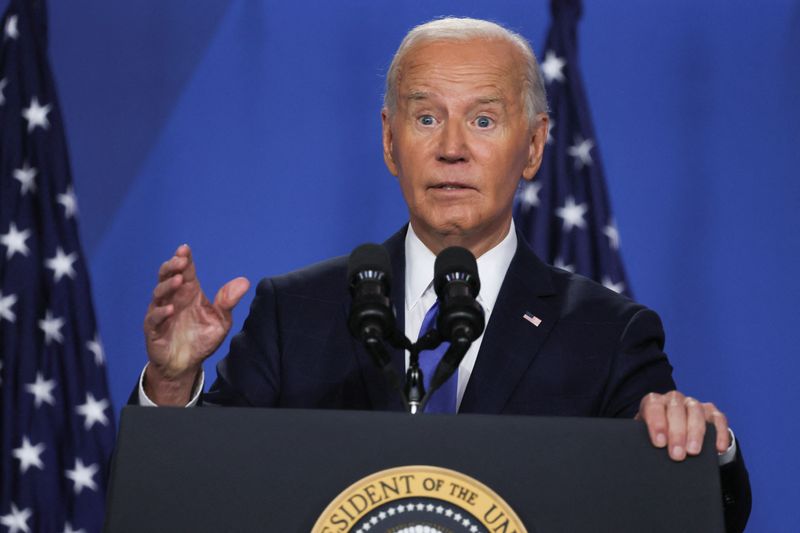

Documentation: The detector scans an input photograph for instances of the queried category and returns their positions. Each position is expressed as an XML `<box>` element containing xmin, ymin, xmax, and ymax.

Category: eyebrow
<box><xmin>475</xmin><ymin>96</ymin><xmax>504</xmax><ymax>105</ymax></box>
<box><xmin>404</xmin><ymin>91</ymin><xmax>505</xmax><ymax>106</ymax></box>
<box><xmin>406</xmin><ymin>91</ymin><xmax>432</xmax><ymax>102</ymax></box>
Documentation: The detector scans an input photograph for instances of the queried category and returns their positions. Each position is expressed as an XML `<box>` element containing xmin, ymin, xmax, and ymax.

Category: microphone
<box><xmin>347</xmin><ymin>243</ymin><xmax>396</xmax><ymax>347</ymax></box>
<box><xmin>347</xmin><ymin>243</ymin><xmax>410</xmax><ymax>411</ymax></box>
<box><xmin>433</xmin><ymin>246</ymin><xmax>485</xmax><ymax>343</ymax></box>
<box><xmin>422</xmin><ymin>246</ymin><xmax>486</xmax><ymax>403</ymax></box>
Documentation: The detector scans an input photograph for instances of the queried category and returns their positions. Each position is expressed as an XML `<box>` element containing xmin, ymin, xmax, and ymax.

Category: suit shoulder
<box><xmin>547</xmin><ymin>266</ymin><xmax>646</xmax><ymax>322</ymax></box>
<box><xmin>255</xmin><ymin>254</ymin><xmax>349</xmax><ymax>302</ymax></box>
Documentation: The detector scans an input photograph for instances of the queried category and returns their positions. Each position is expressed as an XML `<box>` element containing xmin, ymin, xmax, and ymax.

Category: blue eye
<box><xmin>476</xmin><ymin>116</ymin><xmax>493</xmax><ymax>128</ymax></box>
<box><xmin>419</xmin><ymin>115</ymin><xmax>435</xmax><ymax>126</ymax></box>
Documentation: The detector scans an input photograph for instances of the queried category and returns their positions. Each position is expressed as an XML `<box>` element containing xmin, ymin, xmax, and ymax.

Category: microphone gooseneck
<box><xmin>346</xmin><ymin>244</ymin><xmax>410</xmax><ymax>410</ymax></box>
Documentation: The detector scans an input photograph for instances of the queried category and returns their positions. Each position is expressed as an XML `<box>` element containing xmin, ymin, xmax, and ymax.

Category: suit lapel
<box><xmin>347</xmin><ymin>226</ymin><xmax>408</xmax><ymax>412</ymax></box>
<box><xmin>459</xmin><ymin>234</ymin><xmax>559</xmax><ymax>414</ymax></box>
<box><xmin>385</xmin><ymin>226</ymin><xmax>408</xmax><ymax>389</ymax></box>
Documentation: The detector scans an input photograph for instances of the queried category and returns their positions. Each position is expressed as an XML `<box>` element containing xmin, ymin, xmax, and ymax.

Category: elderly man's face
<box><xmin>382</xmin><ymin>38</ymin><xmax>547</xmax><ymax>256</ymax></box>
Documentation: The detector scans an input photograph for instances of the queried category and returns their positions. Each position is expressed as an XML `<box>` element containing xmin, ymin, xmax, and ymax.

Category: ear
<box><xmin>381</xmin><ymin>108</ymin><xmax>399</xmax><ymax>176</ymax></box>
<box><xmin>521</xmin><ymin>114</ymin><xmax>549</xmax><ymax>181</ymax></box>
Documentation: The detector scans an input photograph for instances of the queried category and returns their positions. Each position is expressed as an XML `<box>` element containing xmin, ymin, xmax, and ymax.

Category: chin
<box><xmin>429</xmin><ymin>218</ymin><xmax>480</xmax><ymax>241</ymax></box>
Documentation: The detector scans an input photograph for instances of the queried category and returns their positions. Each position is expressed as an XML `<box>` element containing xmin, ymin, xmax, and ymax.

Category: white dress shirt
<box><xmin>403</xmin><ymin>221</ymin><xmax>517</xmax><ymax>411</ymax></box>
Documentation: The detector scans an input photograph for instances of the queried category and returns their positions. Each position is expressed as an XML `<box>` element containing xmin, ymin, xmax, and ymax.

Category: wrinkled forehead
<box><xmin>395</xmin><ymin>38</ymin><xmax>528</xmax><ymax>100</ymax></box>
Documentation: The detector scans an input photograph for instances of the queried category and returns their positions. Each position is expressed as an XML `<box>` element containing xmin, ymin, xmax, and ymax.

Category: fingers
<box><xmin>157</xmin><ymin>250</ymin><xmax>186</xmax><ymax>282</ymax></box>
<box><xmin>152</xmin><ymin>274</ymin><xmax>183</xmax><ymax>305</ymax></box>
<box><xmin>638</xmin><ymin>393</ymin><xmax>668</xmax><ymax>449</ymax></box>
<box><xmin>684</xmin><ymin>397</ymin><xmax>706</xmax><ymax>456</ymax></box>
<box><xmin>143</xmin><ymin>304</ymin><xmax>174</xmax><ymax>334</ymax></box>
<box><xmin>214</xmin><ymin>277</ymin><xmax>251</xmax><ymax>313</ymax></box>
<box><xmin>665</xmin><ymin>391</ymin><xmax>688</xmax><ymax>460</ymax></box>
<box><xmin>157</xmin><ymin>244</ymin><xmax>196</xmax><ymax>283</ymax></box>
<box><xmin>152</xmin><ymin>244</ymin><xmax>199</xmax><ymax>309</ymax></box>
<box><xmin>638</xmin><ymin>391</ymin><xmax>731</xmax><ymax>461</ymax></box>
<box><xmin>178</xmin><ymin>244</ymin><xmax>198</xmax><ymax>283</ymax></box>
<box><xmin>703</xmin><ymin>403</ymin><xmax>731</xmax><ymax>453</ymax></box>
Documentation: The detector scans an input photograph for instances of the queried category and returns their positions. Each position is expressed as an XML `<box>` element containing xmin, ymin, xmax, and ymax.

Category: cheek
<box><xmin>396</xmin><ymin>175</ymin><xmax>426</xmax><ymax>213</ymax></box>
<box><xmin>393</xmin><ymin>148</ymin><xmax>431</xmax><ymax>196</ymax></box>
<box><xmin>391</xmin><ymin>136</ymin><xmax>424</xmax><ymax>176</ymax></box>
<box><xmin>477</xmin><ymin>139</ymin><xmax>530</xmax><ymax>182</ymax></box>
<box><xmin>474</xmin><ymin>171</ymin><xmax>523</xmax><ymax>217</ymax></box>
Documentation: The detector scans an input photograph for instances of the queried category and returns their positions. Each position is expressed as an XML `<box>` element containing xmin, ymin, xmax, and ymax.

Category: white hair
<box><xmin>383</xmin><ymin>17</ymin><xmax>548</xmax><ymax>126</ymax></box>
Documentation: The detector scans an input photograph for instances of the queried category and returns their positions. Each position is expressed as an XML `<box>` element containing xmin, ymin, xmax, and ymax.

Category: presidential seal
<box><xmin>313</xmin><ymin>465</ymin><xmax>527</xmax><ymax>533</ymax></box>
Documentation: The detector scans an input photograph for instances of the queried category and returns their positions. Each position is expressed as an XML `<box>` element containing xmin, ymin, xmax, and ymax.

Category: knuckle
<box><xmin>641</xmin><ymin>403</ymin><xmax>662</xmax><ymax>419</ymax></box>
<box><xmin>152</xmin><ymin>282</ymin><xmax>165</xmax><ymax>299</ymax></box>
<box><xmin>651</xmin><ymin>424</ymin><xmax>668</xmax><ymax>437</ymax></box>
<box><xmin>667</xmin><ymin>390</ymin><xmax>682</xmax><ymax>405</ymax></box>
<box><xmin>689</xmin><ymin>416</ymin><xmax>706</xmax><ymax>430</ymax></box>
<box><xmin>668</xmin><ymin>427</ymin><xmax>685</xmax><ymax>440</ymax></box>
<box><xmin>641</xmin><ymin>392</ymin><xmax>660</xmax><ymax>406</ymax></box>
<box><xmin>669</xmin><ymin>435</ymin><xmax>686</xmax><ymax>449</ymax></box>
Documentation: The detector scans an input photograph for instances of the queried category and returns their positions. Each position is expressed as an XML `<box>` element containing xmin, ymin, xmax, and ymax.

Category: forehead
<box><xmin>397</xmin><ymin>38</ymin><xmax>526</xmax><ymax>99</ymax></box>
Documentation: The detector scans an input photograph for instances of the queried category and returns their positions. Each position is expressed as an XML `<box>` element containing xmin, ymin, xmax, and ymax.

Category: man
<box><xmin>137</xmin><ymin>17</ymin><xmax>750</xmax><ymax>531</ymax></box>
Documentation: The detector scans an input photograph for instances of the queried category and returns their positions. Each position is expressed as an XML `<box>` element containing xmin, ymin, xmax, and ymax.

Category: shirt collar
<box><xmin>404</xmin><ymin>220</ymin><xmax>518</xmax><ymax>314</ymax></box>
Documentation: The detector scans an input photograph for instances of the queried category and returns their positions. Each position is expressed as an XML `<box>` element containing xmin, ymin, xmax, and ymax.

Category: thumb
<box><xmin>214</xmin><ymin>277</ymin><xmax>250</xmax><ymax>312</ymax></box>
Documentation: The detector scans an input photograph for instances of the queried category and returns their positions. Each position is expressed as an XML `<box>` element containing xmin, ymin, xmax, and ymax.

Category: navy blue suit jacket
<box><xmin>205</xmin><ymin>226</ymin><xmax>677</xmax><ymax>417</ymax></box>
<box><xmin>147</xmin><ymin>226</ymin><xmax>750</xmax><ymax>531</ymax></box>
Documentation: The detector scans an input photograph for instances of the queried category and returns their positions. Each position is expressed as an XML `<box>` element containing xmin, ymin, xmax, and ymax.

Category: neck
<box><xmin>410</xmin><ymin>217</ymin><xmax>513</xmax><ymax>258</ymax></box>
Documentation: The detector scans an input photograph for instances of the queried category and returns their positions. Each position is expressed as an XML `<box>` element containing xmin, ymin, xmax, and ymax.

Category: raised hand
<box><xmin>143</xmin><ymin>244</ymin><xmax>250</xmax><ymax>405</ymax></box>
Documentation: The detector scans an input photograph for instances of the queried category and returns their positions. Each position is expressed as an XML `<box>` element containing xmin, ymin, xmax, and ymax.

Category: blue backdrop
<box><xmin>18</xmin><ymin>0</ymin><xmax>800</xmax><ymax>530</ymax></box>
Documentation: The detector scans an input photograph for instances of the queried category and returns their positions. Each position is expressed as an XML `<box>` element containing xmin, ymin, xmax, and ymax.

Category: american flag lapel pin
<box><xmin>523</xmin><ymin>311</ymin><xmax>542</xmax><ymax>327</ymax></box>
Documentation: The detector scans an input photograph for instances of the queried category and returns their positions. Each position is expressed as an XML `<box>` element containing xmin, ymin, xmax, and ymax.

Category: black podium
<box><xmin>104</xmin><ymin>407</ymin><xmax>724</xmax><ymax>532</ymax></box>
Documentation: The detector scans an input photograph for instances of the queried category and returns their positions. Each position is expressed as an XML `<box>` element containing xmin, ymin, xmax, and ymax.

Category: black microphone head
<box><xmin>347</xmin><ymin>243</ymin><xmax>392</xmax><ymax>291</ymax></box>
<box><xmin>433</xmin><ymin>246</ymin><xmax>480</xmax><ymax>298</ymax></box>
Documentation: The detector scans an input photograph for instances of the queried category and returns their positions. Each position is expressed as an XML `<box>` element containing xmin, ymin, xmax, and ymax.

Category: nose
<box><xmin>437</xmin><ymin>120</ymin><xmax>469</xmax><ymax>164</ymax></box>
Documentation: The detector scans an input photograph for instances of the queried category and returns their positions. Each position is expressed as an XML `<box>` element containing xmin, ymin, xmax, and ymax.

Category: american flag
<box><xmin>514</xmin><ymin>0</ymin><xmax>633</xmax><ymax>297</ymax></box>
<box><xmin>0</xmin><ymin>1</ymin><xmax>115</xmax><ymax>532</ymax></box>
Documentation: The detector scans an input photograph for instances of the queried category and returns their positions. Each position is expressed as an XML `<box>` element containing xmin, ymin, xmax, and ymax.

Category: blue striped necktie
<box><xmin>417</xmin><ymin>300</ymin><xmax>457</xmax><ymax>413</ymax></box>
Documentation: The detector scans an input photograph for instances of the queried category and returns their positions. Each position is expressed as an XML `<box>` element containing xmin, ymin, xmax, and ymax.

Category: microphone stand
<box><xmin>405</xmin><ymin>329</ymin><xmax>443</xmax><ymax>414</ymax></box>
<box><xmin>404</xmin><ymin>349</ymin><xmax>424</xmax><ymax>414</ymax></box>
<box><xmin>356</xmin><ymin>323</ymin><xmax>473</xmax><ymax>415</ymax></box>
